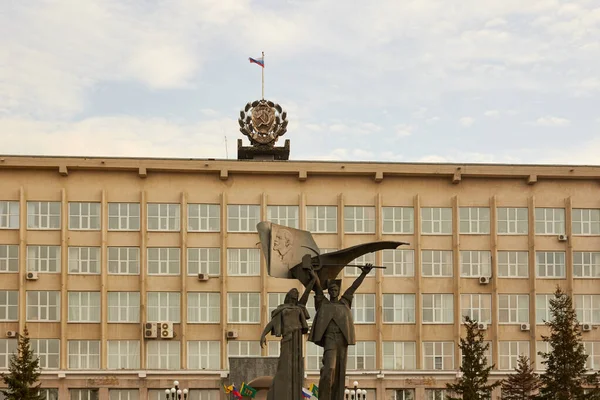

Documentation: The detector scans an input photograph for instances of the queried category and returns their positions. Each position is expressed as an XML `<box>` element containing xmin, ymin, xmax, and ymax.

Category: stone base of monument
<box><xmin>228</xmin><ymin>357</ymin><xmax>278</xmax><ymax>399</ymax></box>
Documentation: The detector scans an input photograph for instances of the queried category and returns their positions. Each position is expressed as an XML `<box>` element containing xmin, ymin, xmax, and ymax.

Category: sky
<box><xmin>2</xmin><ymin>0</ymin><xmax>600</xmax><ymax>164</ymax></box>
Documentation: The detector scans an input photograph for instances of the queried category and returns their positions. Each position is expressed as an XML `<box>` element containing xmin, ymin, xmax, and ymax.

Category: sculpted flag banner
<box><xmin>240</xmin><ymin>382</ymin><xmax>258</xmax><ymax>398</ymax></box>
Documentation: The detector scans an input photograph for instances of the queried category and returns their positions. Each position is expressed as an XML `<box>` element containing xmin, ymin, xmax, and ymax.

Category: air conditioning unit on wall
<box><xmin>582</xmin><ymin>323</ymin><xmax>593</xmax><ymax>332</ymax></box>
<box><xmin>226</xmin><ymin>330</ymin><xmax>238</xmax><ymax>339</ymax></box>
<box><xmin>477</xmin><ymin>323</ymin><xmax>488</xmax><ymax>331</ymax></box>
<box><xmin>198</xmin><ymin>273</ymin><xmax>210</xmax><ymax>281</ymax></box>
<box><xmin>26</xmin><ymin>271</ymin><xmax>38</xmax><ymax>280</ymax></box>
<box><xmin>160</xmin><ymin>322</ymin><xmax>174</xmax><ymax>339</ymax></box>
<box><xmin>558</xmin><ymin>234</ymin><xmax>568</xmax><ymax>242</ymax></box>
<box><xmin>520</xmin><ymin>323</ymin><xmax>531</xmax><ymax>331</ymax></box>
<box><xmin>144</xmin><ymin>322</ymin><xmax>158</xmax><ymax>339</ymax></box>
<box><xmin>479</xmin><ymin>276</ymin><xmax>490</xmax><ymax>285</ymax></box>
<box><xmin>6</xmin><ymin>331</ymin><xmax>17</xmax><ymax>338</ymax></box>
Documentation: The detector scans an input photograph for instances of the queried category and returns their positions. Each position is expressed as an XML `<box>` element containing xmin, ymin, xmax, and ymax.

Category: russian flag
<box><xmin>302</xmin><ymin>387</ymin><xmax>312</xmax><ymax>398</ymax></box>
<box><xmin>249</xmin><ymin>56</ymin><xmax>264</xmax><ymax>67</ymax></box>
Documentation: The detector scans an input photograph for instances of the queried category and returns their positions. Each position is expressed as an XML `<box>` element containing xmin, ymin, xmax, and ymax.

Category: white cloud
<box><xmin>459</xmin><ymin>117</ymin><xmax>475</xmax><ymax>127</ymax></box>
<box><xmin>484</xmin><ymin>110</ymin><xmax>500</xmax><ymax>118</ymax></box>
<box><xmin>532</xmin><ymin>116</ymin><xmax>571</xmax><ymax>127</ymax></box>
<box><xmin>395</xmin><ymin>124</ymin><xmax>414</xmax><ymax>137</ymax></box>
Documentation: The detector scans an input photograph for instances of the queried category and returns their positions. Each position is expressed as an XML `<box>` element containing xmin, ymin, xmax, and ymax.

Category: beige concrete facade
<box><xmin>1</xmin><ymin>155</ymin><xmax>600</xmax><ymax>400</ymax></box>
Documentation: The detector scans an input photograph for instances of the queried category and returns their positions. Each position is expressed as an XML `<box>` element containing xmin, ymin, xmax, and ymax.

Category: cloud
<box><xmin>532</xmin><ymin>116</ymin><xmax>571</xmax><ymax>127</ymax></box>
<box><xmin>484</xmin><ymin>110</ymin><xmax>500</xmax><ymax>118</ymax></box>
<box><xmin>395</xmin><ymin>124</ymin><xmax>414</xmax><ymax>137</ymax></box>
<box><xmin>459</xmin><ymin>117</ymin><xmax>475</xmax><ymax>127</ymax></box>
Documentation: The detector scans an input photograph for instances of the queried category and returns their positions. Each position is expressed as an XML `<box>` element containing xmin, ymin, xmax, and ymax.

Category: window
<box><xmin>306</xmin><ymin>341</ymin><xmax>323</xmax><ymax>370</ymax></box>
<box><xmin>27</xmin><ymin>201</ymin><xmax>60</xmax><ymax>229</ymax></box>
<box><xmin>188</xmin><ymin>204</ymin><xmax>220</xmax><ymax>232</ymax></box>
<box><xmin>187</xmin><ymin>293</ymin><xmax>220</xmax><ymax>323</ymax></box>
<box><xmin>391</xmin><ymin>390</ymin><xmax>415</xmax><ymax>400</ymax></box>
<box><xmin>382</xmin><ymin>206</ymin><xmax>414</xmax><ymax>234</ymax></box>
<box><xmin>422</xmin><ymin>294</ymin><xmax>453</xmax><ymax>323</ymax></box>
<box><xmin>536</xmin><ymin>251</ymin><xmax>566</xmax><ymax>278</ymax></box>
<box><xmin>585</xmin><ymin>342</ymin><xmax>600</xmax><ymax>370</ymax></box>
<box><xmin>148</xmin><ymin>391</ymin><xmax>171</xmax><ymax>400</ymax></box>
<box><xmin>382</xmin><ymin>342</ymin><xmax>416</xmax><ymax>370</ymax></box>
<box><xmin>109</xmin><ymin>390</ymin><xmax>139</xmax><ymax>400</ymax></box>
<box><xmin>26</xmin><ymin>291</ymin><xmax>60</xmax><ymax>322</ymax></box>
<box><xmin>382</xmin><ymin>249</ymin><xmax>414</xmax><ymax>276</ymax></box>
<box><xmin>425</xmin><ymin>390</ymin><xmax>447</xmax><ymax>400</ymax></box>
<box><xmin>421</xmin><ymin>207</ymin><xmax>452</xmax><ymax>235</ymax></box>
<box><xmin>68</xmin><ymin>292</ymin><xmax>101</xmax><ymax>323</ymax></box>
<box><xmin>227</xmin><ymin>341</ymin><xmax>260</xmax><ymax>358</ymax></box>
<box><xmin>227</xmin><ymin>204</ymin><xmax>260</xmax><ymax>232</ymax></box>
<box><xmin>535</xmin><ymin>208</ymin><xmax>565</xmax><ymax>235</ymax></box>
<box><xmin>227</xmin><ymin>248</ymin><xmax>260</xmax><ymax>276</ymax></box>
<box><xmin>68</xmin><ymin>340</ymin><xmax>100</xmax><ymax>369</ymax></box>
<box><xmin>423</xmin><ymin>342</ymin><xmax>454</xmax><ymax>370</ymax></box>
<box><xmin>461</xmin><ymin>294</ymin><xmax>491</xmax><ymax>324</ymax></box>
<box><xmin>188</xmin><ymin>391</ymin><xmax>219</xmax><ymax>400</ymax></box>
<box><xmin>70</xmin><ymin>389</ymin><xmax>99</xmax><ymax>400</ymax></box>
<box><xmin>267</xmin><ymin>205</ymin><xmax>299</xmax><ymax>228</ymax></box>
<box><xmin>461</xmin><ymin>341</ymin><xmax>492</xmax><ymax>367</ymax></box>
<box><xmin>497</xmin><ymin>207</ymin><xmax>528</xmax><ymax>235</ymax></box>
<box><xmin>536</xmin><ymin>341</ymin><xmax>550</xmax><ymax>370</ymax></box>
<box><xmin>268</xmin><ymin>341</ymin><xmax>280</xmax><ymax>357</ymax></box>
<box><xmin>459</xmin><ymin>207</ymin><xmax>490</xmax><ymax>234</ymax></box>
<box><xmin>572</xmin><ymin>209</ymin><xmax>600</xmax><ymax>235</ymax></box>
<box><xmin>352</xmin><ymin>294</ymin><xmax>375</xmax><ymax>323</ymax></box>
<box><xmin>27</xmin><ymin>245</ymin><xmax>61</xmax><ymax>273</ymax></box>
<box><xmin>306</xmin><ymin>205</ymin><xmax>337</xmax><ymax>233</ymax></box>
<box><xmin>147</xmin><ymin>248</ymin><xmax>180</xmax><ymax>275</ymax></box>
<box><xmin>68</xmin><ymin>247</ymin><xmax>100</xmax><ymax>274</ymax></box>
<box><xmin>188</xmin><ymin>341</ymin><xmax>220</xmax><ymax>369</ymax></box>
<box><xmin>383</xmin><ymin>294</ymin><xmax>415</xmax><ymax>323</ymax></box>
<box><xmin>147</xmin><ymin>203</ymin><xmax>180</xmax><ymax>231</ymax></box>
<box><xmin>344</xmin><ymin>206</ymin><xmax>375</xmax><ymax>233</ymax></box>
<box><xmin>40</xmin><ymin>389</ymin><xmax>59</xmax><ymax>400</ymax></box>
<box><xmin>108</xmin><ymin>203</ymin><xmax>140</xmax><ymax>231</ymax></box>
<box><xmin>421</xmin><ymin>250</ymin><xmax>453</xmax><ymax>277</ymax></box>
<box><xmin>0</xmin><ymin>201</ymin><xmax>19</xmax><ymax>229</ymax></box>
<box><xmin>0</xmin><ymin>291</ymin><xmax>18</xmax><ymax>321</ymax></box>
<box><xmin>575</xmin><ymin>295</ymin><xmax>600</xmax><ymax>325</ymax></box>
<box><xmin>108</xmin><ymin>247</ymin><xmax>139</xmax><ymax>275</ymax></box>
<box><xmin>268</xmin><ymin>293</ymin><xmax>286</xmax><ymax>316</ymax></box>
<box><xmin>498</xmin><ymin>251</ymin><xmax>528</xmax><ymax>278</ymax></box>
<box><xmin>147</xmin><ymin>341</ymin><xmax>180</xmax><ymax>369</ymax></box>
<box><xmin>536</xmin><ymin>294</ymin><xmax>553</xmax><ymax>325</ymax></box>
<box><xmin>574</xmin><ymin>252</ymin><xmax>600</xmax><ymax>278</ymax></box>
<box><xmin>498</xmin><ymin>294</ymin><xmax>529</xmax><ymax>324</ymax></box>
<box><xmin>345</xmin><ymin>253</ymin><xmax>375</xmax><ymax>277</ymax></box>
<box><xmin>107</xmin><ymin>340</ymin><xmax>140</xmax><ymax>369</ymax></box>
<box><xmin>228</xmin><ymin>293</ymin><xmax>260</xmax><ymax>323</ymax></box>
<box><xmin>347</xmin><ymin>341</ymin><xmax>376</xmax><ymax>370</ymax></box>
<box><xmin>0</xmin><ymin>339</ymin><xmax>17</xmax><ymax>369</ymax></box>
<box><xmin>31</xmin><ymin>339</ymin><xmax>59</xmax><ymax>369</ymax></box>
<box><xmin>187</xmin><ymin>248</ymin><xmax>220</xmax><ymax>276</ymax></box>
<box><xmin>108</xmin><ymin>292</ymin><xmax>140</xmax><ymax>323</ymax></box>
<box><xmin>498</xmin><ymin>341</ymin><xmax>529</xmax><ymax>370</ymax></box>
<box><xmin>0</xmin><ymin>245</ymin><xmax>18</xmax><ymax>272</ymax></box>
<box><xmin>460</xmin><ymin>250</ymin><xmax>491</xmax><ymax>277</ymax></box>
<box><xmin>69</xmin><ymin>202</ymin><xmax>100</xmax><ymax>230</ymax></box>
<box><xmin>147</xmin><ymin>292</ymin><xmax>180</xmax><ymax>323</ymax></box>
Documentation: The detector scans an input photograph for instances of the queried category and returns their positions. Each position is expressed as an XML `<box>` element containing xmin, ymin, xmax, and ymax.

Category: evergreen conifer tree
<box><xmin>0</xmin><ymin>326</ymin><xmax>44</xmax><ymax>400</ymax></box>
<box><xmin>500</xmin><ymin>355</ymin><xmax>540</xmax><ymax>400</ymax></box>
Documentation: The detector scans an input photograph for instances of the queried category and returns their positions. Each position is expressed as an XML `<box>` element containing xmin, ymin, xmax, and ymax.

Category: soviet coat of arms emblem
<box><xmin>238</xmin><ymin>100</ymin><xmax>288</xmax><ymax>146</ymax></box>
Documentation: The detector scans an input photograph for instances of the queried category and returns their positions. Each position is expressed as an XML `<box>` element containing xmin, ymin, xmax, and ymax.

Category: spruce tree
<box><xmin>500</xmin><ymin>355</ymin><xmax>540</xmax><ymax>400</ymax></box>
<box><xmin>446</xmin><ymin>316</ymin><xmax>501</xmax><ymax>400</ymax></box>
<box><xmin>0</xmin><ymin>326</ymin><xmax>44</xmax><ymax>400</ymax></box>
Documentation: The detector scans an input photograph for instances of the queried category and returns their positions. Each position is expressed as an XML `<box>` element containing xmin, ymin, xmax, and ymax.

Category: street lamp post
<box><xmin>164</xmin><ymin>380</ymin><xmax>189</xmax><ymax>399</ymax></box>
<box><xmin>344</xmin><ymin>381</ymin><xmax>367</xmax><ymax>400</ymax></box>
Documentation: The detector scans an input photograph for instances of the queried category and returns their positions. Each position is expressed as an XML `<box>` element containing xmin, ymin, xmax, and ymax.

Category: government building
<box><xmin>1</xmin><ymin>151</ymin><xmax>600</xmax><ymax>400</ymax></box>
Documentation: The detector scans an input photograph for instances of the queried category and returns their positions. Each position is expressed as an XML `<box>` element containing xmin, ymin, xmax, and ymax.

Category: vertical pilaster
<box><xmin>490</xmin><ymin>196</ymin><xmax>499</xmax><ymax>368</ymax></box>
<box><xmin>566</xmin><ymin>197</ymin><xmax>573</xmax><ymax>296</ymax></box>
<box><xmin>60</xmin><ymin>188</ymin><xmax>68</xmax><ymax>369</ymax></box>
<box><xmin>452</xmin><ymin>196</ymin><xmax>461</xmax><ymax>355</ymax></box>
<box><xmin>181</xmin><ymin>192</ymin><xmax>188</xmax><ymax>368</ymax></box>
<box><xmin>414</xmin><ymin>195</ymin><xmax>422</xmax><ymax>370</ymax></box>
<box><xmin>260</xmin><ymin>192</ymin><xmax>268</xmax><ymax>357</ymax></box>
<box><xmin>528</xmin><ymin>196</ymin><xmax>537</xmax><ymax>366</ymax></box>
<box><xmin>375</xmin><ymin>193</ymin><xmax>383</xmax><ymax>371</ymax></box>
<box><xmin>18</xmin><ymin>187</ymin><xmax>26</xmax><ymax>332</ymax></box>
<box><xmin>220</xmin><ymin>192</ymin><xmax>228</xmax><ymax>369</ymax></box>
<box><xmin>139</xmin><ymin>191</ymin><xmax>148</xmax><ymax>369</ymax></box>
<box><xmin>100</xmin><ymin>190</ymin><xmax>108</xmax><ymax>369</ymax></box>
<box><xmin>299</xmin><ymin>193</ymin><xmax>306</xmax><ymax>231</ymax></box>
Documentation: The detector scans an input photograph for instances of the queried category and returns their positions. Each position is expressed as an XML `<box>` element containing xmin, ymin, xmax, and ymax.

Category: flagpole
<box><xmin>261</xmin><ymin>51</ymin><xmax>265</xmax><ymax>99</ymax></box>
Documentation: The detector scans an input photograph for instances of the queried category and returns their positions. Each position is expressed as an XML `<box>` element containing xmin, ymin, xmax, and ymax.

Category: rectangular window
<box><xmin>107</xmin><ymin>340</ymin><xmax>140</xmax><ymax>369</ymax></box>
<box><xmin>147</xmin><ymin>292</ymin><xmax>180</xmax><ymax>323</ymax></box>
<box><xmin>0</xmin><ymin>245</ymin><xmax>18</xmax><ymax>273</ymax></box>
<box><xmin>382</xmin><ymin>249</ymin><xmax>414</xmax><ymax>276</ymax></box>
<box><xmin>70</xmin><ymin>389</ymin><xmax>99</xmax><ymax>400</ymax></box>
<box><xmin>108</xmin><ymin>292</ymin><xmax>140</xmax><ymax>323</ymax></box>
<box><xmin>227</xmin><ymin>248</ymin><xmax>260</xmax><ymax>276</ymax></box>
<box><xmin>498</xmin><ymin>294</ymin><xmax>529</xmax><ymax>324</ymax></box>
<box><xmin>187</xmin><ymin>248</ymin><xmax>220</xmax><ymax>276</ymax></box>
<box><xmin>382</xmin><ymin>206</ymin><xmax>414</xmax><ymax>234</ymax></box>
<box><xmin>27</xmin><ymin>245</ymin><xmax>61</xmax><ymax>273</ymax></box>
<box><xmin>536</xmin><ymin>251</ymin><xmax>566</xmax><ymax>278</ymax></box>
<box><xmin>147</xmin><ymin>248</ymin><xmax>180</xmax><ymax>275</ymax></box>
<box><xmin>344</xmin><ymin>206</ymin><xmax>375</xmax><ymax>233</ymax></box>
<box><xmin>68</xmin><ymin>340</ymin><xmax>100</xmax><ymax>369</ymax></box>
<box><xmin>40</xmin><ymin>389</ymin><xmax>59</xmax><ymax>400</ymax></box>
<box><xmin>425</xmin><ymin>390</ymin><xmax>447</xmax><ymax>400</ymax></box>
<box><xmin>421</xmin><ymin>207</ymin><xmax>452</xmax><ymax>235</ymax></box>
<box><xmin>147</xmin><ymin>203</ymin><xmax>180</xmax><ymax>231</ymax></box>
<box><xmin>421</xmin><ymin>250</ymin><xmax>453</xmax><ymax>277</ymax></box>
<box><xmin>267</xmin><ymin>205</ymin><xmax>299</xmax><ymax>228</ymax></box>
<box><xmin>306</xmin><ymin>205</ymin><xmax>337</xmax><ymax>233</ymax></box>
<box><xmin>345</xmin><ymin>253</ymin><xmax>375</xmax><ymax>277</ymax></box>
<box><xmin>575</xmin><ymin>295</ymin><xmax>600</xmax><ymax>325</ymax></box>
<box><xmin>187</xmin><ymin>293</ymin><xmax>220</xmax><ymax>323</ymax></box>
<box><xmin>227</xmin><ymin>204</ymin><xmax>260</xmax><ymax>232</ymax></box>
<box><xmin>0</xmin><ymin>339</ymin><xmax>17</xmax><ymax>369</ymax></box>
<box><xmin>69</xmin><ymin>202</ymin><xmax>100</xmax><ymax>230</ymax></box>
<box><xmin>146</xmin><ymin>341</ymin><xmax>180</xmax><ymax>369</ymax></box>
<box><xmin>585</xmin><ymin>342</ymin><xmax>600</xmax><ymax>370</ymax></box>
<box><xmin>187</xmin><ymin>391</ymin><xmax>219</xmax><ymax>400</ymax></box>
<box><xmin>497</xmin><ymin>251</ymin><xmax>528</xmax><ymax>278</ymax></box>
<box><xmin>27</xmin><ymin>201</ymin><xmax>60</xmax><ymax>230</ymax></box>
<box><xmin>572</xmin><ymin>209</ymin><xmax>600</xmax><ymax>235</ymax></box>
<box><xmin>68</xmin><ymin>292</ymin><xmax>101</xmax><ymax>323</ymax></box>
<box><xmin>108</xmin><ymin>247</ymin><xmax>139</xmax><ymax>275</ymax></box>
<box><xmin>536</xmin><ymin>341</ymin><xmax>550</xmax><ymax>370</ymax></box>
<box><xmin>0</xmin><ymin>201</ymin><xmax>19</xmax><ymax>229</ymax></box>
<box><xmin>574</xmin><ymin>252</ymin><xmax>600</xmax><ymax>278</ymax></box>
<box><xmin>306</xmin><ymin>341</ymin><xmax>323</xmax><ymax>371</ymax></box>
<box><xmin>461</xmin><ymin>294</ymin><xmax>492</xmax><ymax>324</ymax></box>
<box><xmin>499</xmin><ymin>341</ymin><xmax>529</xmax><ymax>370</ymax></box>
<box><xmin>347</xmin><ymin>341</ymin><xmax>376</xmax><ymax>370</ymax></box>
<box><xmin>188</xmin><ymin>204</ymin><xmax>220</xmax><ymax>232</ymax></box>
<box><xmin>459</xmin><ymin>207</ymin><xmax>490</xmax><ymax>234</ymax></box>
<box><xmin>497</xmin><ymin>207</ymin><xmax>528</xmax><ymax>235</ymax></box>
<box><xmin>268</xmin><ymin>293</ymin><xmax>286</xmax><ymax>316</ymax></box>
<box><xmin>423</xmin><ymin>342</ymin><xmax>454</xmax><ymax>370</ymax></box>
<box><xmin>382</xmin><ymin>342</ymin><xmax>416</xmax><ymax>370</ymax></box>
<box><xmin>188</xmin><ymin>341</ymin><xmax>220</xmax><ymax>369</ymax></box>
<box><xmin>108</xmin><ymin>203</ymin><xmax>140</xmax><ymax>231</ymax></box>
<box><xmin>68</xmin><ymin>247</ymin><xmax>100</xmax><ymax>274</ymax></box>
<box><xmin>460</xmin><ymin>250</ymin><xmax>491</xmax><ymax>277</ymax></box>
<box><xmin>26</xmin><ymin>291</ymin><xmax>60</xmax><ymax>322</ymax></box>
<box><xmin>535</xmin><ymin>208</ymin><xmax>565</xmax><ymax>235</ymax></box>
<box><xmin>422</xmin><ymin>294</ymin><xmax>454</xmax><ymax>323</ymax></box>
<box><xmin>228</xmin><ymin>293</ymin><xmax>260</xmax><ymax>323</ymax></box>
<box><xmin>109</xmin><ymin>390</ymin><xmax>139</xmax><ymax>400</ymax></box>
<box><xmin>536</xmin><ymin>294</ymin><xmax>553</xmax><ymax>325</ymax></box>
<box><xmin>391</xmin><ymin>390</ymin><xmax>415</xmax><ymax>400</ymax></box>
<box><xmin>352</xmin><ymin>294</ymin><xmax>376</xmax><ymax>323</ymax></box>
<box><xmin>227</xmin><ymin>341</ymin><xmax>261</xmax><ymax>359</ymax></box>
<box><xmin>383</xmin><ymin>294</ymin><xmax>415</xmax><ymax>323</ymax></box>
<box><xmin>268</xmin><ymin>341</ymin><xmax>280</xmax><ymax>357</ymax></box>
<box><xmin>0</xmin><ymin>291</ymin><xmax>18</xmax><ymax>321</ymax></box>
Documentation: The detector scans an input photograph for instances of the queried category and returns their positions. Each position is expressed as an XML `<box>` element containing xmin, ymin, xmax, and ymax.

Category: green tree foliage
<box><xmin>0</xmin><ymin>326</ymin><xmax>44</xmax><ymax>400</ymax></box>
<box><xmin>500</xmin><ymin>355</ymin><xmax>540</xmax><ymax>400</ymax></box>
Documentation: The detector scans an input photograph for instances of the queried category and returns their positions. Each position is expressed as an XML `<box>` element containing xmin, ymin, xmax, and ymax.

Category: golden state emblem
<box><xmin>238</xmin><ymin>99</ymin><xmax>288</xmax><ymax>146</ymax></box>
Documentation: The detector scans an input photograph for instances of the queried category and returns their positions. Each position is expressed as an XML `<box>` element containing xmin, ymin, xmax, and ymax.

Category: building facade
<box><xmin>1</xmin><ymin>156</ymin><xmax>600</xmax><ymax>400</ymax></box>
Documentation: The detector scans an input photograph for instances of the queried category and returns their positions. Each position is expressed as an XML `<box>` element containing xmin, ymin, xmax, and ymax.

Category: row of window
<box><xmin>2</xmin><ymin>201</ymin><xmax>599</xmax><ymax>235</ymax></box>
<box><xmin>0</xmin><ymin>389</ymin><xmax>218</xmax><ymax>400</ymax></box>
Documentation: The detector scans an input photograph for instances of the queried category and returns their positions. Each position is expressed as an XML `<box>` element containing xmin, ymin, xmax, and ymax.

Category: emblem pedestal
<box><xmin>237</xmin><ymin>139</ymin><xmax>290</xmax><ymax>160</ymax></box>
